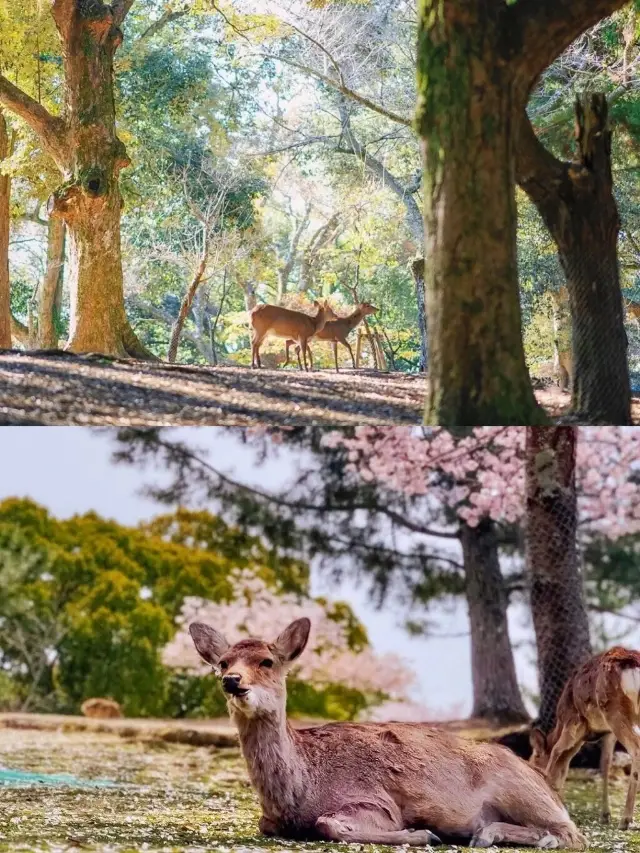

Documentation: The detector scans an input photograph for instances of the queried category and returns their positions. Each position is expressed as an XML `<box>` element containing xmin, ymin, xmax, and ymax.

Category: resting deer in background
<box><xmin>283</xmin><ymin>302</ymin><xmax>378</xmax><ymax>372</ymax></box>
<box><xmin>189</xmin><ymin>617</ymin><xmax>585</xmax><ymax>849</ymax></box>
<box><xmin>530</xmin><ymin>646</ymin><xmax>640</xmax><ymax>830</ymax></box>
<box><xmin>250</xmin><ymin>300</ymin><xmax>336</xmax><ymax>370</ymax></box>
<box><xmin>80</xmin><ymin>698</ymin><xmax>123</xmax><ymax>719</ymax></box>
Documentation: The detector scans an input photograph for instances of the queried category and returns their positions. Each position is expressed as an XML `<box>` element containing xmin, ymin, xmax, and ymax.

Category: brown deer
<box><xmin>283</xmin><ymin>302</ymin><xmax>378</xmax><ymax>372</ymax></box>
<box><xmin>189</xmin><ymin>617</ymin><xmax>585</xmax><ymax>849</ymax></box>
<box><xmin>250</xmin><ymin>300</ymin><xmax>336</xmax><ymax>371</ymax></box>
<box><xmin>80</xmin><ymin>698</ymin><xmax>123</xmax><ymax>719</ymax></box>
<box><xmin>529</xmin><ymin>646</ymin><xmax>640</xmax><ymax>830</ymax></box>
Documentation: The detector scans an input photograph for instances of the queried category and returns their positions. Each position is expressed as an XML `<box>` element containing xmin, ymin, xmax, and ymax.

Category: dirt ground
<box><xmin>0</xmin><ymin>351</ymin><xmax>638</xmax><ymax>426</ymax></box>
<box><xmin>1</xmin><ymin>723</ymin><xmax>638</xmax><ymax>853</ymax></box>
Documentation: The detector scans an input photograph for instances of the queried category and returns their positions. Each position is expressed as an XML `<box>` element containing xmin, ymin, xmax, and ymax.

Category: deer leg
<box><xmin>333</xmin><ymin>341</ymin><xmax>339</xmax><ymax>372</ymax></box>
<box><xmin>251</xmin><ymin>331</ymin><xmax>264</xmax><ymax>369</ymax></box>
<box><xmin>316</xmin><ymin>806</ymin><xmax>441</xmax><ymax>847</ymax></box>
<box><xmin>283</xmin><ymin>340</ymin><xmax>292</xmax><ymax>368</ymax></box>
<box><xmin>609</xmin><ymin>719</ymin><xmax>640</xmax><ymax>830</ymax></box>
<box><xmin>471</xmin><ymin>823</ymin><xmax>563</xmax><ymax>849</ymax></box>
<box><xmin>545</xmin><ymin>722</ymin><xmax>587</xmax><ymax>794</ymax></box>
<box><xmin>306</xmin><ymin>342</ymin><xmax>314</xmax><ymax>371</ymax></box>
<box><xmin>294</xmin><ymin>344</ymin><xmax>302</xmax><ymax>371</ymax></box>
<box><xmin>600</xmin><ymin>732</ymin><xmax>616</xmax><ymax>823</ymax></box>
<box><xmin>344</xmin><ymin>340</ymin><xmax>356</xmax><ymax>369</ymax></box>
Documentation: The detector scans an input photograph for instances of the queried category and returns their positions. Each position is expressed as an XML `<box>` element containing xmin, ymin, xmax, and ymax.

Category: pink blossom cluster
<box><xmin>162</xmin><ymin>570</ymin><xmax>414</xmax><ymax>699</ymax></box>
<box><xmin>362</xmin><ymin>699</ymin><xmax>466</xmax><ymax>723</ymax></box>
<box><xmin>321</xmin><ymin>427</ymin><xmax>639</xmax><ymax>536</ymax></box>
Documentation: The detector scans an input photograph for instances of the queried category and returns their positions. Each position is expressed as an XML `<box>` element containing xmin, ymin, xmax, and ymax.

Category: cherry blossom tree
<box><xmin>321</xmin><ymin>425</ymin><xmax>640</xmax><ymax>728</ymax></box>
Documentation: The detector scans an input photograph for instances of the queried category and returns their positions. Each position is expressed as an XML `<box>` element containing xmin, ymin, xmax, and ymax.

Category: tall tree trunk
<box><xmin>416</xmin><ymin>3</ymin><xmax>545</xmax><ymax>425</ymax></box>
<box><xmin>550</xmin><ymin>286</ymin><xmax>572</xmax><ymax>391</ymax></box>
<box><xmin>0</xmin><ymin>0</ymin><xmax>154</xmax><ymax>359</ymax></box>
<box><xmin>525</xmin><ymin>427</ymin><xmax>592</xmax><ymax>734</ymax></box>
<box><xmin>0</xmin><ymin>108</ymin><xmax>10</xmax><ymax>348</ymax></box>
<box><xmin>50</xmin><ymin>3</ymin><xmax>151</xmax><ymax>358</ymax></box>
<box><xmin>168</xmin><ymin>247</ymin><xmax>208</xmax><ymax>363</ymax></box>
<box><xmin>460</xmin><ymin>519</ymin><xmax>528</xmax><ymax>724</ymax></box>
<box><xmin>36</xmin><ymin>218</ymin><xmax>65</xmax><ymax>348</ymax></box>
<box><xmin>410</xmin><ymin>257</ymin><xmax>428</xmax><ymax>372</ymax></box>
<box><xmin>518</xmin><ymin>99</ymin><xmax>630</xmax><ymax>424</ymax></box>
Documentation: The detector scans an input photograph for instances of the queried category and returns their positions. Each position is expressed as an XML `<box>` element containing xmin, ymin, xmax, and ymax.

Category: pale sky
<box><xmin>0</xmin><ymin>427</ymin><xmax>542</xmax><ymax>717</ymax></box>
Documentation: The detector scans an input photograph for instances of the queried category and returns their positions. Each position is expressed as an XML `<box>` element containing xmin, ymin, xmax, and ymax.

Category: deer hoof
<box><xmin>536</xmin><ymin>834</ymin><xmax>559</xmax><ymax>849</ymax></box>
<box><xmin>470</xmin><ymin>832</ymin><xmax>493</xmax><ymax>848</ymax></box>
<box><xmin>618</xmin><ymin>818</ymin><xmax>631</xmax><ymax>831</ymax></box>
<box><xmin>408</xmin><ymin>829</ymin><xmax>441</xmax><ymax>846</ymax></box>
<box><xmin>600</xmin><ymin>812</ymin><xmax>610</xmax><ymax>824</ymax></box>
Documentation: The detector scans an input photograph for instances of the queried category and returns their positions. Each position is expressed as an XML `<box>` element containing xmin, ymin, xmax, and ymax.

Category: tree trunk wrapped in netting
<box><xmin>525</xmin><ymin>427</ymin><xmax>592</xmax><ymax>734</ymax></box>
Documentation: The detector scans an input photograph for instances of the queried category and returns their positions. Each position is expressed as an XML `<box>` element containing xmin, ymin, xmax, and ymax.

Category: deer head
<box><xmin>189</xmin><ymin>618</ymin><xmax>311</xmax><ymax>718</ymax></box>
<box><xmin>529</xmin><ymin>727</ymin><xmax>551</xmax><ymax>774</ymax></box>
<box><xmin>358</xmin><ymin>302</ymin><xmax>378</xmax><ymax>318</ymax></box>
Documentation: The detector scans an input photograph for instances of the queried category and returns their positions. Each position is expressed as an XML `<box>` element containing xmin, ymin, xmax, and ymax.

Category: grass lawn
<box><xmin>1</xmin><ymin>727</ymin><xmax>639</xmax><ymax>853</ymax></box>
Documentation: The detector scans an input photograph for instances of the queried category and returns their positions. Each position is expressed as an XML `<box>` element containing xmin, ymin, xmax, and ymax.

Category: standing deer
<box><xmin>529</xmin><ymin>646</ymin><xmax>640</xmax><ymax>830</ymax></box>
<box><xmin>189</xmin><ymin>617</ymin><xmax>585</xmax><ymax>849</ymax></box>
<box><xmin>283</xmin><ymin>302</ymin><xmax>378</xmax><ymax>372</ymax></box>
<box><xmin>250</xmin><ymin>300</ymin><xmax>335</xmax><ymax>371</ymax></box>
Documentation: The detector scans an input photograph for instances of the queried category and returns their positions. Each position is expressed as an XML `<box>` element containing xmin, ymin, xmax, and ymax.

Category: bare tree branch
<box><xmin>256</xmin><ymin>52</ymin><xmax>411</xmax><ymax>128</ymax></box>
<box><xmin>338</xmin><ymin>98</ymin><xmax>423</xmax><ymax>243</ymax></box>
<box><xmin>138</xmin><ymin>5</ymin><xmax>189</xmax><ymax>41</ymax></box>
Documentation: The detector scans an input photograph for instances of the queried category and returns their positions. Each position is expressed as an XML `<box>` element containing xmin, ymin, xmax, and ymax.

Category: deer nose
<box><xmin>222</xmin><ymin>674</ymin><xmax>243</xmax><ymax>694</ymax></box>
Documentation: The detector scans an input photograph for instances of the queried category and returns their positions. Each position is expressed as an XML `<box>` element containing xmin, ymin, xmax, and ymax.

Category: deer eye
<box><xmin>260</xmin><ymin>659</ymin><xmax>273</xmax><ymax>668</ymax></box>
<box><xmin>219</xmin><ymin>661</ymin><xmax>228</xmax><ymax>671</ymax></box>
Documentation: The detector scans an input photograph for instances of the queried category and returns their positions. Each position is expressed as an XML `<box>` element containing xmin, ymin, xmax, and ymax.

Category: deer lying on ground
<box><xmin>80</xmin><ymin>698</ymin><xmax>123</xmax><ymax>719</ymax></box>
<box><xmin>250</xmin><ymin>300</ymin><xmax>336</xmax><ymax>371</ymax></box>
<box><xmin>189</xmin><ymin>617</ymin><xmax>585</xmax><ymax>849</ymax></box>
<box><xmin>283</xmin><ymin>302</ymin><xmax>378</xmax><ymax>372</ymax></box>
<box><xmin>530</xmin><ymin>646</ymin><xmax>640</xmax><ymax>831</ymax></box>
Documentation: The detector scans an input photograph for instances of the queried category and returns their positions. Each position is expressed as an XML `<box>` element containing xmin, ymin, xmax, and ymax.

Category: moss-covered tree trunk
<box><xmin>0</xmin><ymin>0</ymin><xmax>153</xmax><ymax>359</ymax></box>
<box><xmin>415</xmin><ymin>0</ymin><xmax>628</xmax><ymax>424</ymax></box>
<box><xmin>51</xmin><ymin>0</ymin><xmax>151</xmax><ymax>357</ymax></box>
<box><xmin>460</xmin><ymin>518</ymin><xmax>529</xmax><ymax>724</ymax></box>
<box><xmin>518</xmin><ymin>99</ymin><xmax>630</xmax><ymax>424</ymax></box>
<box><xmin>37</xmin><ymin>218</ymin><xmax>66</xmax><ymax>348</ymax></box>
<box><xmin>416</xmin><ymin>3</ymin><xmax>544</xmax><ymax>425</ymax></box>
<box><xmin>0</xmin><ymin>109</ymin><xmax>10</xmax><ymax>349</ymax></box>
<box><xmin>524</xmin><ymin>427</ymin><xmax>591</xmax><ymax>733</ymax></box>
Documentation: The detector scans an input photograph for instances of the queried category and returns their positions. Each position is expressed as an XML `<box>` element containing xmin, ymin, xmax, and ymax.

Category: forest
<box><xmin>2</xmin><ymin>0</ymin><xmax>640</xmax><ymax>424</ymax></box>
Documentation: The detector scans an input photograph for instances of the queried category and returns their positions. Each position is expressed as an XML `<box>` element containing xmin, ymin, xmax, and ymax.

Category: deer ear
<box><xmin>313</xmin><ymin>300</ymin><xmax>320</xmax><ymax>308</ymax></box>
<box><xmin>272</xmin><ymin>618</ymin><xmax>311</xmax><ymax>663</ymax></box>
<box><xmin>189</xmin><ymin>622</ymin><xmax>230</xmax><ymax>666</ymax></box>
<box><xmin>529</xmin><ymin>726</ymin><xmax>547</xmax><ymax>756</ymax></box>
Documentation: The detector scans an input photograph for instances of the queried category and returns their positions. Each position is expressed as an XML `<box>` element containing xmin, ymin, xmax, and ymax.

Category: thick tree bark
<box><xmin>0</xmin><ymin>109</ymin><xmax>10</xmax><ymax>348</ymax></box>
<box><xmin>517</xmin><ymin>101</ymin><xmax>630</xmax><ymax>424</ymax></box>
<box><xmin>0</xmin><ymin>0</ymin><xmax>154</xmax><ymax>359</ymax></box>
<box><xmin>36</xmin><ymin>218</ymin><xmax>65</xmax><ymax>348</ymax></box>
<box><xmin>460</xmin><ymin>519</ymin><xmax>529</xmax><ymax>724</ymax></box>
<box><xmin>524</xmin><ymin>427</ymin><xmax>592</xmax><ymax>734</ymax></box>
<box><xmin>416</xmin><ymin>0</ymin><xmax>627</xmax><ymax>425</ymax></box>
<box><xmin>410</xmin><ymin>258</ymin><xmax>428</xmax><ymax>372</ymax></box>
<box><xmin>416</xmin><ymin>4</ymin><xmax>545</xmax><ymax>425</ymax></box>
